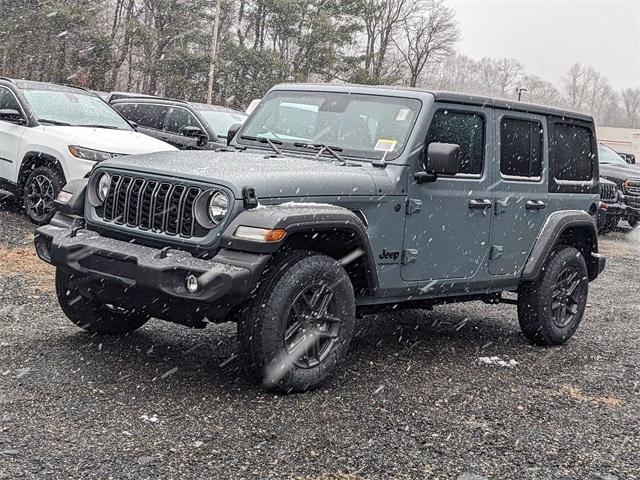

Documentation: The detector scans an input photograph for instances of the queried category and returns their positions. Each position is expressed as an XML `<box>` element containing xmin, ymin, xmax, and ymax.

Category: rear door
<box><xmin>489</xmin><ymin>111</ymin><xmax>548</xmax><ymax>276</ymax></box>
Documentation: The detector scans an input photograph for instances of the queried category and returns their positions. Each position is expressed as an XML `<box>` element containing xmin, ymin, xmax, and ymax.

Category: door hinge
<box><xmin>490</xmin><ymin>245</ymin><xmax>503</xmax><ymax>260</ymax></box>
<box><xmin>402</xmin><ymin>248</ymin><xmax>418</xmax><ymax>264</ymax></box>
<box><xmin>406</xmin><ymin>198</ymin><xmax>423</xmax><ymax>215</ymax></box>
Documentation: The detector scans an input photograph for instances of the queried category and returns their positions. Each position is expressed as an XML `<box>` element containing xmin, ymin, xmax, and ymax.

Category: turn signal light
<box><xmin>234</xmin><ymin>226</ymin><xmax>287</xmax><ymax>243</ymax></box>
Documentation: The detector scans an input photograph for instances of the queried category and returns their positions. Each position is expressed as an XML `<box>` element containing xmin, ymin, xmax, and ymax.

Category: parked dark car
<box><xmin>597</xmin><ymin>177</ymin><xmax>625</xmax><ymax>233</ymax></box>
<box><xmin>598</xmin><ymin>143</ymin><xmax>640</xmax><ymax>227</ymax></box>
<box><xmin>111</xmin><ymin>97</ymin><xmax>247</xmax><ymax>150</ymax></box>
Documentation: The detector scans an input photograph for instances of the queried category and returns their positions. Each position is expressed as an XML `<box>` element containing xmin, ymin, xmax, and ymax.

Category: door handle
<box><xmin>468</xmin><ymin>199</ymin><xmax>493</xmax><ymax>209</ymax></box>
<box><xmin>525</xmin><ymin>200</ymin><xmax>546</xmax><ymax>210</ymax></box>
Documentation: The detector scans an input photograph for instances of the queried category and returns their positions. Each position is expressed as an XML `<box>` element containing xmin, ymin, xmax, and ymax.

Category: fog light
<box><xmin>186</xmin><ymin>275</ymin><xmax>199</xmax><ymax>293</ymax></box>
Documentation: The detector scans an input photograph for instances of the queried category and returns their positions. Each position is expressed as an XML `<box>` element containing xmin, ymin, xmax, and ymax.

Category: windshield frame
<box><xmin>236</xmin><ymin>89</ymin><xmax>423</xmax><ymax>163</ymax></box>
<box><xmin>22</xmin><ymin>87</ymin><xmax>134</xmax><ymax>131</ymax></box>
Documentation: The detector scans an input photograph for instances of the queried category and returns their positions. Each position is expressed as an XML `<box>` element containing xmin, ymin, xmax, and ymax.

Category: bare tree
<box><xmin>394</xmin><ymin>0</ymin><xmax>459</xmax><ymax>87</ymax></box>
<box><xmin>520</xmin><ymin>74</ymin><xmax>560</xmax><ymax>106</ymax></box>
<box><xmin>621</xmin><ymin>88</ymin><xmax>640</xmax><ymax>128</ymax></box>
<box><xmin>361</xmin><ymin>0</ymin><xmax>411</xmax><ymax>80</ymax></box>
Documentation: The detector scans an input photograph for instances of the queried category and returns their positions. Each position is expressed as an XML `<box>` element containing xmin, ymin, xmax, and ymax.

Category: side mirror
<box><xmin>0</xmin><ymin>108</ymin><xmax>26</xmax><ymax>125</ymax></box>
<box><xmin>415</xmin><ymin>143</ymin><xmax>460</xmax><ymax>184</ymax></box>
<box><xmin>180</xmin><ymin>125</ymin><xmax>208</xmax><ymax>147</ymax></box>
<box><xmin>227</xmin><ymin>123</ymin><xmax>243</xmax><ymax>144</ymax></box>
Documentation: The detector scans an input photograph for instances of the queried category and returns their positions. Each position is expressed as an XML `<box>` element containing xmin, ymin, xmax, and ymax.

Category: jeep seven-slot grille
<box><xmin>599</xmin><ymin>182</ymin><xmax>616</xmax><ymax>202</ymax></box>
<box><xmin>100</xmin><ymin>175</ymin><xmax>206</xmax><ymax>238</ymax></box>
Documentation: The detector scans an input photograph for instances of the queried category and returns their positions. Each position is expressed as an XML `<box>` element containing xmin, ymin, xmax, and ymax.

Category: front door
<box><xmin>402</xmin><ymin>104</ymin><xmax>494</xmax><ymax>282</ymax></box>
<box><xmin>489</xmin><ymin>111</ymin><xmax>549</xmax><ymax>276</ymax></box>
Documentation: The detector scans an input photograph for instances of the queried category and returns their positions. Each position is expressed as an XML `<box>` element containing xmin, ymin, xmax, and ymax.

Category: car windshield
<box><xmin>198</xmin><ymin>108</ymin><xmax>247</xmax><ymax>137</ymax></box>
<box><xmin>598</xmin><ymin>144</ymin><xmax>628</xmax><ymax>165</ymax></box>
<box><xmin>238</xmin><ymin>91</ymin><xmax>422</xmax><ymax>161</ymax></box>
<box><xmin>22</xmin><ymin>88</ymin><xmax>132</xmax><ymax>130</ymax></box>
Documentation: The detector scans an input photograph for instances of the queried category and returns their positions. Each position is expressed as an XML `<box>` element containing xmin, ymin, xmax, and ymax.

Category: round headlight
<box><xmin>97</xmin><ymin>173</ymin><xmax>111</xmax><ymax>203</ymax></box>
<box><xmin>208</xmin><ymin>190</ymin><xmax>229</xmax><ymax>225</ymax></box>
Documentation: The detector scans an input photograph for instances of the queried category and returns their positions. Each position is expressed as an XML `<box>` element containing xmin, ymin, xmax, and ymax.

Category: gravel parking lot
<box><xmin>0</xmin><ymin>198</ymin><xmax>639</xmax><ymax>480</ymax></box>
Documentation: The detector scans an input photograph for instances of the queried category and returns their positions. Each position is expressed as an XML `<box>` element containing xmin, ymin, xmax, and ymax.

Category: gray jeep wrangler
<box><xmin>35</xmin><ymin>84</ymin><xmax>606</xmax><ymax>392</ymax></box>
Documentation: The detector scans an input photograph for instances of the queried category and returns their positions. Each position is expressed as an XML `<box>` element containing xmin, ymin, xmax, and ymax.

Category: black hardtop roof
<box><xmin>111</xmin><ymin>95</ymin><xmax>245</xmax><ymax>115</ymax></box>
<box><xmin>271</xmin><ymin>83</ymin><xmax>594</xmax><ymax>123</ymax></box>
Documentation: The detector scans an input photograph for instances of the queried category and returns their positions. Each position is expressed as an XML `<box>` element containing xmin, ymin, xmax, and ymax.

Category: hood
<box><xmin>39</xmin><ymin>126</ymin><xmax>177</xmax><ymax>154</ymax></box>
<box><xmin>599</xmin><ymin>162</ymin><xmax>640</xmax><ymax>183</ymax></box>
<box><xmin>99</xmin><ymin>150</ymin><xmax>395</xmax><ymax>199</ymax></box>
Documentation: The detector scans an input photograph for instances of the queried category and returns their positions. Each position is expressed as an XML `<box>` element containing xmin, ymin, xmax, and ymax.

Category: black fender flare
<box><xmin>521</xmin><ymin>209</ymin><xmax>605</xmax><ymax>282</ymax></box>
<box><xmin>220</xmin><ymin>203</ymin><xmax>378</xmax><ymax>290</ymax></box>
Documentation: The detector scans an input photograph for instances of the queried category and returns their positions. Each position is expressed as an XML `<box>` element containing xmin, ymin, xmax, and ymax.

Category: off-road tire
<box><xmin>23</xmin><ymin>165</ymin><xmax>64</xmax><ymax>225</ymax></box>
<box><xmin>517</xmin><ymin>246</ymin><xmax>589</xmax><ymax>346</ymax></box>
<box><xmin>237</xmin><ymin>251</ymin><xmax>356</xmax><ymax>393</ymax></box>
<box><xmin>56</xmin><ymin>269</ymin><xmax>149</xmax><ymax>334</ymax></box>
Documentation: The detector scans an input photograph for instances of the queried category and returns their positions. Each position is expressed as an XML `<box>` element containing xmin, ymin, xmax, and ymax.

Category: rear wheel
<box><xmin>628</xmin><ymin>216</ymin><xmax>638</xmax><ymax>228</ymax></box>
<box><xmin>517</xmin><ymin>246</ymin><xmax>589</xmax><ymax>346</ymax></box>
<box><xmin>56</xmin><ymin>269</ymin><xmax>149</xmax><ymax>334</ymax></box>
<box><xmin>23</xmin><ymin>165</ymin><xmax>63</xmax><ymax>225</ymax></box>
<box><xmin>237</xmin><ymin>251</ymin><xmax>355</xmax><ymax>392</ymax></box>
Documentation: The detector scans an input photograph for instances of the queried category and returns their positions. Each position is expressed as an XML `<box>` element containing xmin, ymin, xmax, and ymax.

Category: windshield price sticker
<box><xmin>396</xmin><ymin>108</ymin><xmax>410</xmax><ymax>121</ymax></box>
<box><xmin>374</xmin><ymin>139</ymin><xmax>398</xmax><ymax>152</ymax></box>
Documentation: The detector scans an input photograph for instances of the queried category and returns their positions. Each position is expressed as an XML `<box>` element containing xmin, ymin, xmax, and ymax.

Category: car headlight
<box><xmin>97</xmin><ymin>173</ymin><xmax>111</xmax><ymax>203</ymax></box>
<box><xmin>69</xmin><ymin>145</ymin><xmax>114</xmax><ymax>162</ymax></box>
<box><xmin>208</xmin><ymin>190</ymin><xmax>229</xmax><ymax>225</ymax></box>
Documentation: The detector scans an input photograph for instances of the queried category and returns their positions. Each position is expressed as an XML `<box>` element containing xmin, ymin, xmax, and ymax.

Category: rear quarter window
<box><xmin>548</xmin><ymin>120</ymin><xmax>597</xmax><ymax>193</ymax></box>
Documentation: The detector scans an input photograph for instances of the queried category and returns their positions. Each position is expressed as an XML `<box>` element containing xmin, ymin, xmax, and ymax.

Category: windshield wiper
<box><xmin>240</xmin><ymin>135</ymin><xmax>282</xmax><ymax>155</ymax></box>
<box><xmin>293</xmin><ymin>143</ymin><xmax>345</xmax><ymax>163</ymax></box>
<box><xmin>76</xmin><ymin>124</ymin><xmax>123</xmax><ymax>130</ymax></box>
<box><xmin>38</xmin><ymin>118</ymin><xmax>71</xmax><ymax>126</ymax></box>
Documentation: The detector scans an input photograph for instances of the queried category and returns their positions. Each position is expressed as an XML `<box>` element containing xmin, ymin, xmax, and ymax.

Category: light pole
<box><xmin>206</xmin><ymin>0</ymin><xmax>222</xmax><ymax>105</ymax></box>
<box><xmin>517</xmin><ymin>87</ymin><xmax>528</xmax><ymax>102</ymax></box>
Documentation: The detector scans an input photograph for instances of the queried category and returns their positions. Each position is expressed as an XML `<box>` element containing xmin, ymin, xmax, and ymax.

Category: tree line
<box><xmin>1</xmin><ymin>0</ymin><xmax>638</xmax><ymax>127</ymax></box>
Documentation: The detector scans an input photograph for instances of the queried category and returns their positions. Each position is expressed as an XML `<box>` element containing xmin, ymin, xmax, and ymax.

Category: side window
<box><xmin>500</xmin><ymin>117</ymin><xmax>543</xmax><ymax>178</ymax></box>
<box><xmin>551</xmin><ymin>123</ymin><xmax>594</xmax><ymax>181</ymax></box>
<box><xmin>425</xmin><ymin>109</ymin><xmax>485</xmax><ymax>175</ymax></box>
<box><xmin>0</xmin><ymin>87</ymin><xmax>21</xmax><ymax>111</ymax></box>
<box><xmin>165</xmin><ymin>107</ymin><xmax>199</xmax><ymax>134</ymax></box>
<box><xmin>114</xmin><ymin>103</ymin><xmax>166</xmax><ymax>130</ymax></box>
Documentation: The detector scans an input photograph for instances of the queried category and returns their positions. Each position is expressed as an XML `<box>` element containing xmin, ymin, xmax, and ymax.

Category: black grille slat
<box><xmin>139</xmin><ymin>181</ymin><xmax>158</xmax><ymax>230</ymax></box>
<box><xmin>166</xmin><ymin>186</ymin><xmax>187</xmax><ymax>235</ymax></box>
<box><xmin>96</xmin><ymin>174</ymin><xmax>210</xmax><ymax>239</ymax></box>
<box><xmin>181</xmin><ymin>187</ymin><xmax>201</xmax><ymax>237</ymax></box>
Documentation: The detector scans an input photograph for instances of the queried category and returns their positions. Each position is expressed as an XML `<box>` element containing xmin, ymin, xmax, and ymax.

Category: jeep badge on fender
<box><xmin>35</xmin><ymin>83</ymin><xmax>605</xmax><ymax>393</ymax></box>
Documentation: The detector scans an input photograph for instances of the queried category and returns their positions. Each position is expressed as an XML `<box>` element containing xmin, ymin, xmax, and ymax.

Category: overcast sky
<box><xmin>446</xmin><ymin>0</ymin><xmax>640</xmax><ymax>90</ymax></box>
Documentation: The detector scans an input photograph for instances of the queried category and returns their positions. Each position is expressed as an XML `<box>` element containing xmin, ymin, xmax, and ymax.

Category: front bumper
<box><xmin>35</xmin><ymin>221</ymin><xmax>270</xmax><ymax>305</ymax></box>
<box><xmin>597</xmin><ymin>201</ymin><xmax>626</xmax><ymax>229</ymax></box>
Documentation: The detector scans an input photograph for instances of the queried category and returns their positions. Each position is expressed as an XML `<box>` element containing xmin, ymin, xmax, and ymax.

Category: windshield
<box><xmin>198</xmin><ymin>109</ymin><xmax>247</xmax><ymax>137</ymax></box>
<box><xmin>598</xmin><ymin>144</ymin><xmax>628</xmax><ymax>165</ymax></box>
<box><xmin>239</xmin><ymin>91</ymin><xmax>422</xmax><ymax>161</ymax></box>
<box><xmin>23</xmin><ymin>89</ymin><xmax>132</xmax><ymax>130</ymax></box>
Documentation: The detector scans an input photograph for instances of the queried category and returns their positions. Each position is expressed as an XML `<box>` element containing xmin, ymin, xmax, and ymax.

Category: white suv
<box><xmin>0</xmin><ymin>78</ymin><xmax>177</xmax><ymax>224</ymax></box>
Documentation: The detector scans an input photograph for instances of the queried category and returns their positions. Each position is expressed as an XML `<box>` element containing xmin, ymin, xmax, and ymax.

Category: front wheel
<box><xmin>56</xmin><ymin>270</ymin><xmax>149</xmax><ymax>334</ymax></box>
<box><xmin>517</xmin><ymin>246</ymin><xmax>589</xmax><ymax>346</ymax></box>
<box><xmin>238</xmin><ymin>251</ymin><xmax>356</xmax><ymax>392</ymax></box>
<box><xmin>23</xmin><ymin>165</ymin><xmax>64</xmax><ymax>225</ymax></box>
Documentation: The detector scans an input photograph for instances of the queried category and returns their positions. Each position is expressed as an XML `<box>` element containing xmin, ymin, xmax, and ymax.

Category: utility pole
<box><xmin>206</xmin><ymin>0</ymin><xmax>222</xmax><ymax>105</ymax></box>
